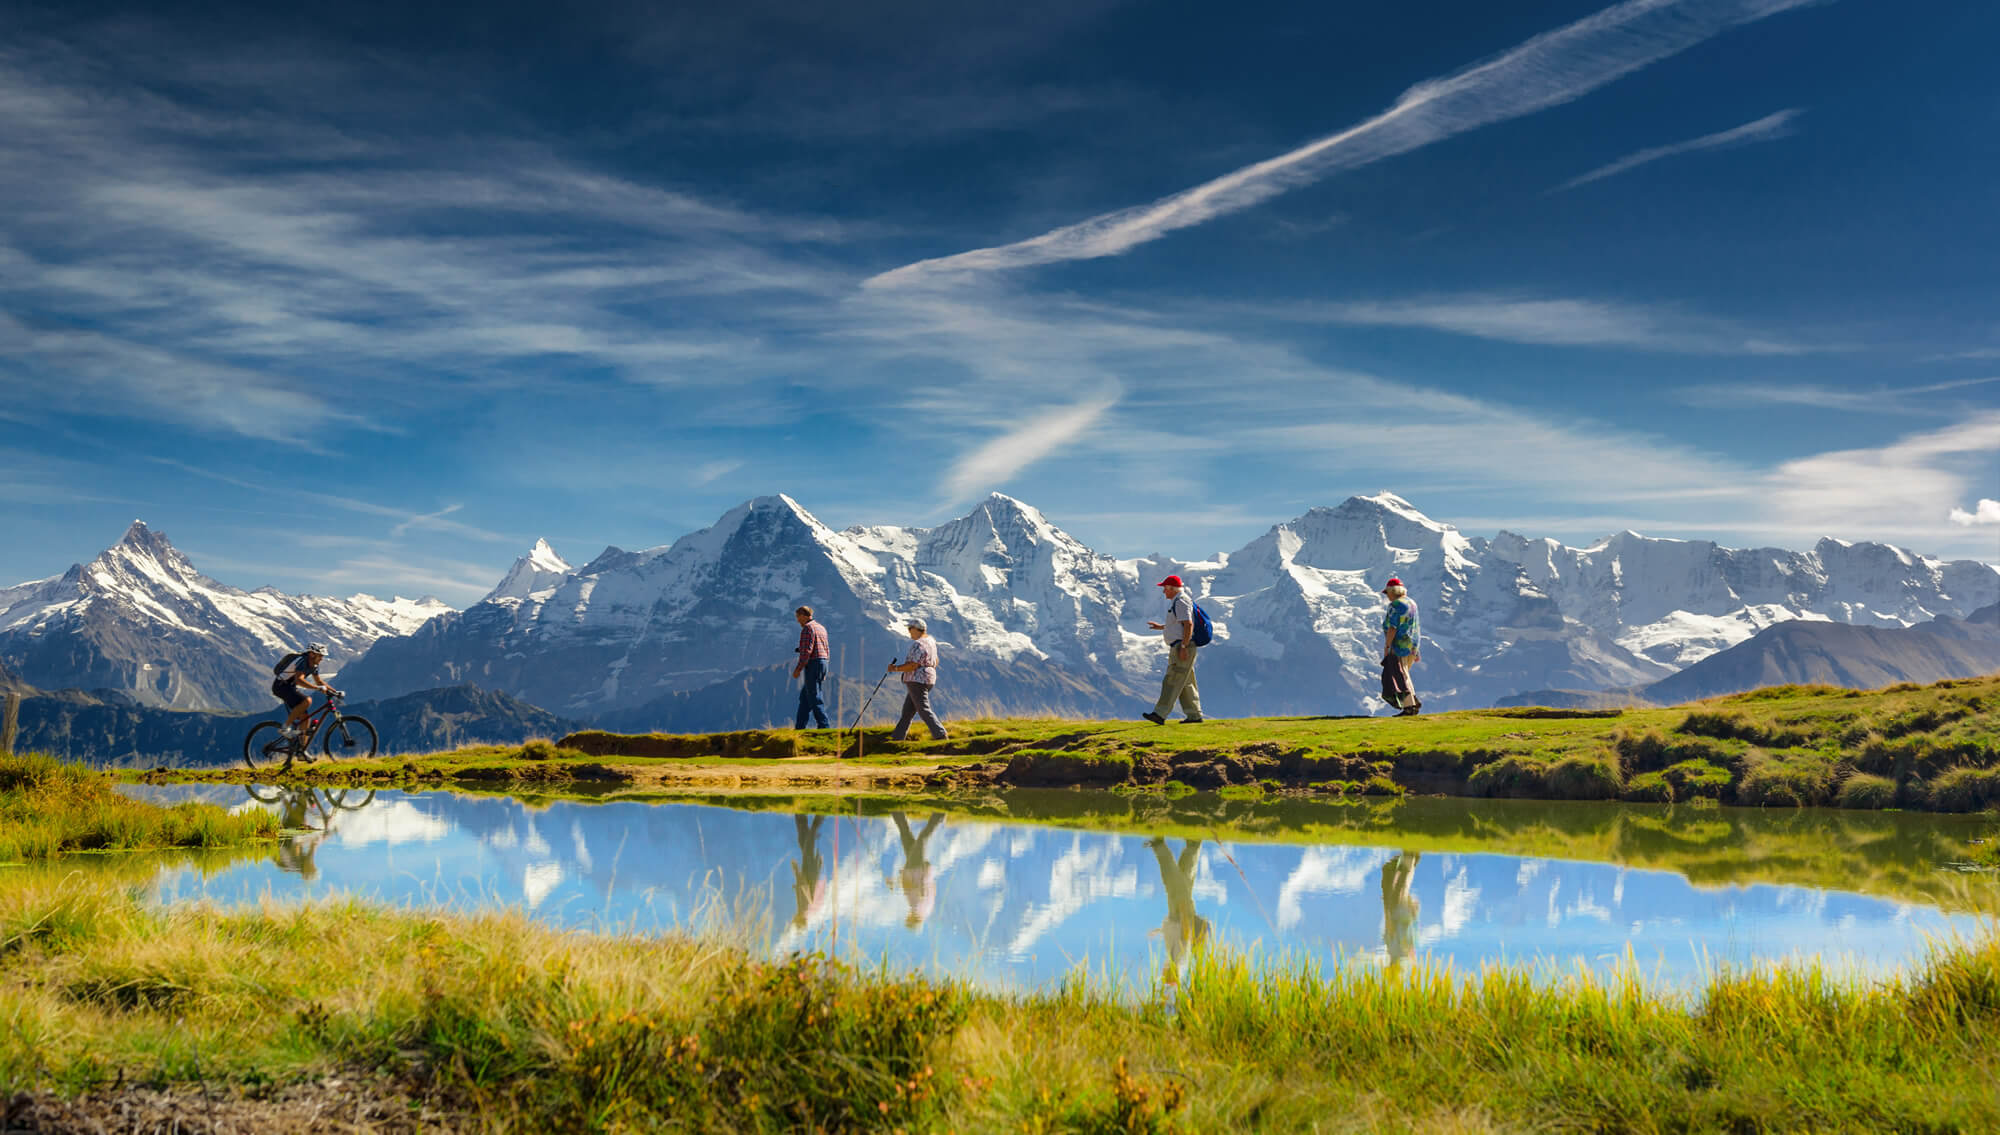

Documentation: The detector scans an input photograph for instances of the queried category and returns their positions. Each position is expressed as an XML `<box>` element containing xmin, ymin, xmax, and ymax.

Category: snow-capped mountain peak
<box><xmin>485</xmin><ymin>538</ymin><xmax>575</xmax><ymax>604</ymax></box>
<box><xmin>0</xmin><ymin>524</ymin><xmax>455</xmax><ymax>711</ymax></box>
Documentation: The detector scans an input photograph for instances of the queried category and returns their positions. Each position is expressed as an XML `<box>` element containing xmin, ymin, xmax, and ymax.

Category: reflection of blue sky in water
<box><xmin>126</xmin><ymin>786</ymin><xmax>1988</xmax><ymax>995</ymax></box>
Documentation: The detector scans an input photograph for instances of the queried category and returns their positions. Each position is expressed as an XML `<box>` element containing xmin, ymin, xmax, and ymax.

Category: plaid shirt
<box><xmin>796</xmin><ymin>620</ymin><xmax>830</xmax><ymax>662</ymax></box>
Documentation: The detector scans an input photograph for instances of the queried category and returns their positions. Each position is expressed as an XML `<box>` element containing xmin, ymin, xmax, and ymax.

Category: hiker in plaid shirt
<box><xmin>792</xmin><ymin>606</ymin><xmax>832</xmax><ymax>729</ymax></box>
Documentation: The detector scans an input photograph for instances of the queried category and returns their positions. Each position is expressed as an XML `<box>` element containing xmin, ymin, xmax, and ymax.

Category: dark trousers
<box><xmin>795</xmin><ymin>658</ymin><xmax>829</xmax><ymax>728</ymax></box>
<box><xmin>1381</xmin><ymin>655</ymin><xmax>1417</xmax><ymax>709</ymax></box>
<box><xmin>891</xmin><ymin>681</ymin><xmax>947</xmax><ymax>740</ymax></box>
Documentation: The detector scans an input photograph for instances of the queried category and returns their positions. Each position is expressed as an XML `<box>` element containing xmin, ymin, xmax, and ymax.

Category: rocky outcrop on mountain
<box><xmin>345</xmin><ymin>492</ymin><xmax>1998</xmax><ymax>724</ymax></box>
<box><xmin>1641</xmin><ymin>603</ymin><xmax>2000</xmax><ymax>704</ymax></box>
<box><xmin>0</xmin><ymin>522</ymin><xmax>449</xmax><ymax>713</ymax></box>
<box><xmin>11</xmin><ymin>682</ymin><xmax>580</xmax><ymax>767</ymax></box>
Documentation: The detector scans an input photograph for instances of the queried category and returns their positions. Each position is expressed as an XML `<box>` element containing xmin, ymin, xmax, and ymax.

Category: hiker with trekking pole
<box><xmin>887</xmin><ymin>616</ymin><xmax>948</xmax><ymax>742</ymax></box>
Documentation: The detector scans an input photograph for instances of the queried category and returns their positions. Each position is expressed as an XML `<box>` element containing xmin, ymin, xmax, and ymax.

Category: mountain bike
<box><xmin>242</xmin><ymin>692</ymin><xmax>378</xmax><ymax>770</ymax></box>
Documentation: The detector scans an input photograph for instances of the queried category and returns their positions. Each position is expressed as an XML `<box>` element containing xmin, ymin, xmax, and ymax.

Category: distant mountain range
<box><xmin>1500</xmin><ymin>603</ymin><xmax>2000</xmax><ymax>707</ymax></box>
<box><xmin>0</xmin><ymin>522</ymin><xmax>447</xmax><ymax>713</ymax></box>
<box><xmin>343</xmin><ymin>492</ymin><xmax>1998</xmax><ymax>724</ymax></box>
<box><xmin>5</xmin><ymin>499</ymin><xmax>1995</xmax><ymax>749</ymax></box>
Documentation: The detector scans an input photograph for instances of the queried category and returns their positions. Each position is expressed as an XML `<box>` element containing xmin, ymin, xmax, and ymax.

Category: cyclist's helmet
<box><xmin>305</xmin><ymin>641</ymin><xmax>328</xmax><ymax>656</ymax></box>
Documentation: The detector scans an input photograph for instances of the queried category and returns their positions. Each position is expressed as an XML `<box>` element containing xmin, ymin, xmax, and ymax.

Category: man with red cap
<box><xmin>1380</xmin><ymin>577</ymin><xmax>1422</xmax><ymax>716</ymax></box>
<box><xmin>1142</xmin><ymin>574</ymin><xmax>1203</xmax><ymax>724</ymax></box>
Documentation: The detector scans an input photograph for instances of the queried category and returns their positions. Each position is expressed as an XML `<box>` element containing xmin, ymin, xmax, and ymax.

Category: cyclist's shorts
<box><xmin>271</xmin><ymin>678</ymin><xmax>307</xmax><ymax>709</ymax></box>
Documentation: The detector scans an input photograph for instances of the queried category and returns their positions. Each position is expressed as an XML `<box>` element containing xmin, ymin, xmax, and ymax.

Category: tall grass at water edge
<box><xmin>2</xmin><ymin>870</ymin><xmax>1997</xmax><ymax>1132</ymax></box>
<box><xmin>0</xmin><ymin>752</ymin><xmax>279</xmax><ymax>861</ymax></box>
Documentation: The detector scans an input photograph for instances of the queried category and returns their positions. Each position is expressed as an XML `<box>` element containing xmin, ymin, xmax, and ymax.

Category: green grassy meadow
<box><xmin>4</xmin><ymin>868</ymin><xmax>1998</xmax><ymax>1133</ymax></box>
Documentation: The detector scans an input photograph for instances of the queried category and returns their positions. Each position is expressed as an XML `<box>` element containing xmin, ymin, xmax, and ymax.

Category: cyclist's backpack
<box><xmin>1191</xmin><ymin>604</ymin><xmax>1214</xmax><ymax>648</ymax></box>
<box><xmin>272</xmin><ymin>650</ymin><xmax>304</xmax><ymax>677</ymax></box>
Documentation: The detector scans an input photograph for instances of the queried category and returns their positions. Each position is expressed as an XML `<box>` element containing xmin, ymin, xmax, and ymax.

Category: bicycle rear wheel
<box><xmin>321</xmin><ymin>714</ymin><xmax>378</xmax><ymax>759</ymax></box>
<box><xmin>243</xmin><ymin>721</ymin><xmax>290</xmax><ymax>770</ymax></box>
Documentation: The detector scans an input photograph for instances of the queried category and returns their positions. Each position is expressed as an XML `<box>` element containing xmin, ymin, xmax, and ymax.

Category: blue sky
<box><xmin>3</xmin><ymin>0</ymin><xmax>1996</xmax><ymax>605</ymax></box>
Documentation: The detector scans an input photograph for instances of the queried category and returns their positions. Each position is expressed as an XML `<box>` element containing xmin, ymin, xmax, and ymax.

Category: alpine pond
<box><xmin>117</xmin><ymin>783</ymin><xmax>1995</xmax><ymax>995</ymax></box>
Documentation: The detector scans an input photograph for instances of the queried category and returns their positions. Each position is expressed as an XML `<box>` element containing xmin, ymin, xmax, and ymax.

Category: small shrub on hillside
<box><xmin>1736</xmin><ymin>751</ymin><xmax>1837</xmax><ymax>808</ymax></box>
<box><xmin>1467</xmin><ymin>755</ymin><xmax>1547</xmax><ymax>798</ymax></box>
<box><xmin>1835</xmin><ymin>773</ymin><xmax>1898</xmax><ymax>810</ymax></box>
<box><xmin>1663</xmin><ymin>758</ymin><xmax>1734</xmax><ymax>799</ymax></box>
<box><xmin>1547</xmin><ymin>753</ymin><xmax>1621</xmax><ymax>800</ymax></box>
<box><xmin>1043</xmin><ymin>1057</ymin><xmax>1188</xmax><ymax>1135</ymax></box>
<box><xmin>1363</xmin><ymin>774</ymin><xmax>1405</xmax><ymax>797</ymax></box>
<box><xmin>516</xmin><ymin>739</ymin><xmax>588</xmax><ymax>762</ymax></box>
<box><xmin>1623</xmin><ymin>771</ymin><xmax>1674</xmax><ymax>803</ymax></box>
<box><xmin>1929</xmin><ymin>768</ymin><xmax>2000</xmax><ymax>814</ymax></box>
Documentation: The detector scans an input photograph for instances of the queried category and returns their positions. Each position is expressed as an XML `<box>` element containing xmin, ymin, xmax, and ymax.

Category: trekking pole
<box><xmin>845</xmin><ymin>660</ymin><xmax>895</xmax><ymax>759</ymax></box>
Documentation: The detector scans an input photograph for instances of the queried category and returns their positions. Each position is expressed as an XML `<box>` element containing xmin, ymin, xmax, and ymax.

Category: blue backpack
<box><xmin>1191</xmin><ymin>604</ymin><xmax>1214</xmax><ymax>648</ymax></box>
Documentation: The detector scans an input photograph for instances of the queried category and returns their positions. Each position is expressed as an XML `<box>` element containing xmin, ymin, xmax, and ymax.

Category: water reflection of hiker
<box><xmin>890</xmin><ymin>811</ymin><xmax>944</xmax><ymax>929</ymax></box>
<box><xmin>1379</xmin><ymin>577</ymin><xmax>1422</xmax><ymax>716</ymax></box>
<box><xmin>1148</xmin><ymin>837</ymin><xmax>1211</xmax><ymax>972</ymax></box>
<box><xmin>790</xmin><ymin>814</ymin><xmax>827</xmax><ymax>931</ymax></box>
<box><xmin>1381</xmin><ymin>851</ymin><xmax>1421</xmax><ymax>966</ymax></box>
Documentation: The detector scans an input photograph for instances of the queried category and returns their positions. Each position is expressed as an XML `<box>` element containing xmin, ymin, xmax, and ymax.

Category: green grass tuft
<box><xmin>0</xmin><ymin>753</ymin><xmax>278</xmax><ymax>862</ymax></box>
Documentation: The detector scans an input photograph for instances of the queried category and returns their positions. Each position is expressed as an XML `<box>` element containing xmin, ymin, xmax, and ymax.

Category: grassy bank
<box><xmin>1</xmin><ymin>753</ymin><xmax>278</xmax><ymax>862</ymax></box>
<box><xmin>142</xmin><ymin>676</ymin><xmax>2000</xmax><ymax>813</ymax></box>
<box><xmin>3</xmin><ymin>875</ymin><xmax>1997</xmax><ymax>1132</ymax></box>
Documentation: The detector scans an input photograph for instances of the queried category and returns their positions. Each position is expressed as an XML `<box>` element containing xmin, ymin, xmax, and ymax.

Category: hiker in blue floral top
<box><xmin>1380</xmin><ymin>577</ymin><xmax>1422</xmax><ymax>716</ymax></box>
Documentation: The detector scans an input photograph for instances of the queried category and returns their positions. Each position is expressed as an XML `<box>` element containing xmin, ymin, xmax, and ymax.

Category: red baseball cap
<box><xmin>1380</xmin><ymin>577</ymin><xmax>1403</xmax><ymax>592</ymax></box>
<box><xmin>1156</xmin><ymin>574</ymin><xmax>1184</xmax><ymax>587</ymax></box>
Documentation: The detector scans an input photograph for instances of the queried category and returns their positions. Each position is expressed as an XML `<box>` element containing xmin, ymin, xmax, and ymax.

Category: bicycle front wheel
<box><xmin>321</xmin><ymin>714</ymin><xmax>378</xmax><ymax>759</ymax></box>
<box><xmin>243</xmin><ymin>721</ymin><xmax>289</xmax><ymax>769</ymax></box>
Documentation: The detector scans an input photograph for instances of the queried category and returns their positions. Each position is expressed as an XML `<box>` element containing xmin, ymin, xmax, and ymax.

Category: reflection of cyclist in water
<box><xmin>889</xmin><ymin>811</ymin><xmax>943</xmax><ymax>929</ymax></box>
<box><xmin>790</xmin><ymin>814</ymin><xmax>828</xmax><ymax>931</ymax></box>
<box><xmin>246</xmin><ymin>786</ymin><xmax>375</xmax><ymax>881</ymax></box>
<box><xmin>1381</xmin><ymin>851</ymin><xmax>1421</xmax><ymax>966</ymax></box>
<box><xmin>1148</xmin><ymin>837</ymin><xmax>1211</xmax><ymax>977</ymax></box>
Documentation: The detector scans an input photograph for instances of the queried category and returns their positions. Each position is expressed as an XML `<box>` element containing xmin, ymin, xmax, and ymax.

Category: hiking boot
<box><xmin>1397</xmin><ymin>702</ymin><xmax>1422</xmax><ymax>716</ymax></box>
<box><xmin>1141</xmin><ymin>712</ymin><xmax>1166</xmax><ymax>725</ymax></box>
<box><xmin>1180</xmin><ymin>716</ymin><xmax>1205</xmax><ymax>724</ymax></box>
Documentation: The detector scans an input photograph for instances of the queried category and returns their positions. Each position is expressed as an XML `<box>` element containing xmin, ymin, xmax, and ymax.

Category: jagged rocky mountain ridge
<box><xmin>0</xmin><ymin>522</ymin><xmax>449</xmax><ymax>713</ymax></box>
<box><xmin>344</xmin><ymin>493</ymin><xmax>2000</xmax><ymax>723</ymax></box>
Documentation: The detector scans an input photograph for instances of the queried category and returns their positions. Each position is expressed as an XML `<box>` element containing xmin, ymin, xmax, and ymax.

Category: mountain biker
<box><xmin>274</xmin><ymin>642</ymin><xmax>339</xmax><ymax>740</ymax></box>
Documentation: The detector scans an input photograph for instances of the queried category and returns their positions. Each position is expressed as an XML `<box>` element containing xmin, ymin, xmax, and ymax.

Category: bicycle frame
<box><xmin>293</xmin><ymin>694</ymin><xmax>346</xmax><ymax>750</ymax></box>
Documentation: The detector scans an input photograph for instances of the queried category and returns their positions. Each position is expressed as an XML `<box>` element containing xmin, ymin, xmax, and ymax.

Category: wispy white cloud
<box><xmin>1678</xmin><ymin>376</ymin><xmax>2000</xmax><ymax>413</ymax></box>
<box><xmin>0</xmin><ymin>36</ymin><xmax>855</xmax><ymax>442</ymax></box>
<box><xmin>146</xmin><ymin>458</ymin><xmax>517</xmax><ymax>545</ymax></box>
<box><xmin>1761</xmin><ymin>412</ymin><xmax>2000</xmax><ymax>542</ymax></box>
<box><xmin>692</xmin><ymin>459</ymin><xmax>744</xmax><ymax>486</ymax></box>
<box><xmin>1949</xmin><ymin>500</ymin><xmax>2000</xmax><ymax>527</ymax></box>
<box><xmin>939</xmin><ymin>389</ymin><xmax>1121</xmax><ymax>508</ymax></box>
<box><xmin>1553</xmin><ymin>108</ymin><xmax>1802</xmax><ymax>192</ymax></box>
<box><xmin>868</xmin><ymin>0</ymin><xmax>1818</xmax><ymax>286</ymax></box>
<box><xmin>1296</xmin><ymin>293</ymin><xmax>1821</xmax><ymax>355</ymax></box>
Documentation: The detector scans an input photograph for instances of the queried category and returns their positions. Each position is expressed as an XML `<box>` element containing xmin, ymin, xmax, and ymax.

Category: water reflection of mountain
<box><xmin>135</xmin><ymin>788</ymin><xmax>1991</xmax><ymax>992</ymax></box>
